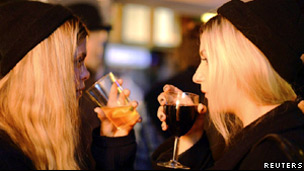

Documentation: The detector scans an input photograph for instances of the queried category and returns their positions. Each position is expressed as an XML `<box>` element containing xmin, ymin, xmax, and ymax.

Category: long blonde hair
<box><xmin>0</xmin><ymin>19</ymin><xmax>87</xmax><ymax>169</ymax></box>
<box><xmin>201</xmin><ymin>15</ymin><xmax>296</xmax><ymax>144</ymax></box>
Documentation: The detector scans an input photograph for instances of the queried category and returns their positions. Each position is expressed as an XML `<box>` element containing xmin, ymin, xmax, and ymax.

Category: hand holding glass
<box><xmin>86</xmin><ymin>72</ymin><xmax>140</xmax><ymax>130</ymax></box>
<box><xmin>157</xmin><ymin>91</ymin><xmax>199</xmax><ymax>169</ymax></box>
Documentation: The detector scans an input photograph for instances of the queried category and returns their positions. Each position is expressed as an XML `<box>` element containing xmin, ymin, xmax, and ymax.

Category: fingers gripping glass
<box><xmin>86</xmin><ymin>72</ymin><xmax>139</xmax><ymax>130</ymax></box>
<box><xmin>157</xmin><ymin>91</ymin><xmax>199</xmax><ymax>169</ymax></box>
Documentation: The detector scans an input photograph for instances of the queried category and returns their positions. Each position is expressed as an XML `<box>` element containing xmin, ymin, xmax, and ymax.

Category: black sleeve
<box><xmin>151</xmin><ymin>133</ymin><xmax>214</xmax><ymax>170</ymax></box>
<box><xmin>91</xmin><ymin>128</ymin><xmax>137</xmax><ymax>170</ymax></box>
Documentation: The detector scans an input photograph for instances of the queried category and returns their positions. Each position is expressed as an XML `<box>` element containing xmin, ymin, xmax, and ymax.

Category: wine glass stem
<box><xmin>172</xmin><ymin>136</ymin><xmax>180</xmax><ymax>162</ymax></box>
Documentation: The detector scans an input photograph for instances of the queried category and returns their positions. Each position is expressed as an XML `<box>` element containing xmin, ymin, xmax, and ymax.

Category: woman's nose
<box><xmin>193</xmin><ymin>70</ymin><xmax>201</xmax><ymax>84</ymax></box>
<box><xmin>82</xmin><ymin>66</ymin><xmax>90</xmax><ymax>81</ymax></box>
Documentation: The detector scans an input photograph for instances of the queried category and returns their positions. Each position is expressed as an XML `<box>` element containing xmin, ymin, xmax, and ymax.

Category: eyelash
<box><xmin>201</xmin><ymin>58</ymin><xmax>208</xmax><ymax>63</ymax></box>
<box><xmin>75</xmin><ymin>58</ymin><xmax>85</xmax><ymax>67</ymax></box>
<box><xmin>78</xmin><ymin>58</ymin><xmax>84</xmax><ymax>63</ymax></box>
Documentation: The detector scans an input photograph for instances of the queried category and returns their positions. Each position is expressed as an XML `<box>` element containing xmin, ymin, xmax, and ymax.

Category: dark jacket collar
<box><xmin>211</xmin><ymin>101</ymin><xmax>304</xmax><ymax>170</ymax></box>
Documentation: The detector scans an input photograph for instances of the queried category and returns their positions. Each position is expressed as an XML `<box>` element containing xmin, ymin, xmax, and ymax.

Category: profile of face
<box><xmin>74</xmin><ymin>39</ymin><xmax>90</xmax><ymax>100</ymax></box>
<box><xmin>193</xmin><ymin>45</ymin><xmax>209</xmax><ymax>97</ymax></box>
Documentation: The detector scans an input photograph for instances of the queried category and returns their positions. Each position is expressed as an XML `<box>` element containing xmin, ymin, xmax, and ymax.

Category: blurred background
<box><xmin>43</xmin><ymin>0</ymin><xmax>228</xmax><ymax>169</ymax></box>
<box><xmin>44</xmin><ymin>0</ymin><xmax>226</xmax><ymax>92</ymax></box>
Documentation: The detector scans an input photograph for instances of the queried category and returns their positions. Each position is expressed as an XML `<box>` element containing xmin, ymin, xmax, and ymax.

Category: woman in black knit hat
<box><xmin>153</xmin><ymin>0</ymin><xmax>304</xmax><ymax>170</ymax></box>
<box><xmin>0</xmin><ymin>1</ymin><xmax>138</xmax><ymax>169</ymax></box>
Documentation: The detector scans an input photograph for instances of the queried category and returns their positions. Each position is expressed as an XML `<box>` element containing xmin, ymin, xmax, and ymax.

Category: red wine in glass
<box><xmin>164</xmin><ymin>105</ymin><xmax>198</xmax><ymax>137</ymax></box>
<box><xmin>157</xmin><ymin>91</ymin><xmax>199</xmax><ymax>169</ymax></box>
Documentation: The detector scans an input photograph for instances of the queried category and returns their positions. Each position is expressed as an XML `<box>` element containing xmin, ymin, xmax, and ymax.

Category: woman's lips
<box><xmin>77</xmin><ymin>87</ymin><xmax>85</xmax><ymax>97</ymax></box>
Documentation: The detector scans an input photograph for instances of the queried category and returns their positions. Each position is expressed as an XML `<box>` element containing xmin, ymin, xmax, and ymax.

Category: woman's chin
<box><xmin>76</xmin><ymin>90</ymin><xmax>82</xmax><ymax>100</ymax></box>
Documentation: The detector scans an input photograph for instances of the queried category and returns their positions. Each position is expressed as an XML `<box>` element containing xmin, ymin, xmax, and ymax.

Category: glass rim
<box><xmin>164</xmin><ymin>91</ymin><xmax>200</xmax><ymax>104</ymax></box>
<box><xmin>165</xmin><ymin>91</ymin><xmax>199</xmax><ymax>97</ymax></box>
<box><xmin>87</xmin><ymin>72</ymin><xmax>112</xmax><ymax>91</ymax></box>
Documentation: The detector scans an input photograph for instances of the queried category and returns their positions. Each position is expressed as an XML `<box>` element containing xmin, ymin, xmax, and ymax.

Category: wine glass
<box><xmin>86</xmin><ymin>72</ymin><xmax>140</xmax><ymax>130</ymax></box>
<box><xmin>157</xmin><ymin>91</ymin><xmax>199</xmax><ymax>169</ymax></box>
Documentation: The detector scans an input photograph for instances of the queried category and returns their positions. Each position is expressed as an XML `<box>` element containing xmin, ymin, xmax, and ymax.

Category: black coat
<box><xmin>0</xmin><ymin>128</ymin><xmax>136</xmax><ymax>170</ymax></box>
<box><xmin>151</xmin><ymin>132</ymin><xmax>214</xmax><ymax>170</ymax></box>
<box><xmin>152</xmin><ymin>101</ymin><xmax>304</xmax><ymax>170</ymax></box>
<box><xmin>0</xmin><ymin>130</ymin><xmax>34</xmax><ymax>169</ymax></box>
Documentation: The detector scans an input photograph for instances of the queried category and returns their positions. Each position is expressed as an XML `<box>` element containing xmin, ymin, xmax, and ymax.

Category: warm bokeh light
<box><xmin>201</xmin><ymin>12</ymin><xmax>217</xmax><ymax>23</ymax></box>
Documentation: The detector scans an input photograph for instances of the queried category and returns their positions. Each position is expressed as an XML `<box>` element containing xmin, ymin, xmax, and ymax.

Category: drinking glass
<box><xmin>86</xmin><ymin>72</ymin><xmax>140</xmax><ymax>130</ymax></box>
<box><xmin>157</xmin><ymin>91</ymin><xmax>199</xmax><ymax>169</ymax></box>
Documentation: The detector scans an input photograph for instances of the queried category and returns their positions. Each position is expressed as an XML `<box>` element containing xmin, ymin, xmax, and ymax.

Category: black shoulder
<box><xmin>0</xmin><ymin>132</ymin><xmax>34</xmax><ymax>170</ymax></box>
<box><xmin>239</xmin><ymin>134</ymin><xmax>304</xmax><ymax>170</ymax></box>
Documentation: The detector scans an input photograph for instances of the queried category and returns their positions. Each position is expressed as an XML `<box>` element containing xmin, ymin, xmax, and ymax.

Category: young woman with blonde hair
<box><xmin>0</xmin><ymin>1</ymin><xmax>138</xmax><ymax>169</ymax></box>
<box><xmin>153</xmin><ymin>0</ymin><xmax>304</xmax><ymax>169</ymax></box>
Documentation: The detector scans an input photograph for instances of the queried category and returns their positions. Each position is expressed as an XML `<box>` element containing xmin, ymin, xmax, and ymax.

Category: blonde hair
<box><xmin>201</xmin><ymin>15</ymin><xmax>296</xmax><ymax>144</ymax></box>
<box><xmin>0</xmin><ymin>19</ymin><xmax>87</xmax><ymax>169</ymax></box>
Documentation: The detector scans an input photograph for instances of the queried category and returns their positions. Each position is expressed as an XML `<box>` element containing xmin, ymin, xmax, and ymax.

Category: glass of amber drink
<box><xmin>86</xmin><ymin>72</ymin><xmax>140</xmax><ymax>130</ymax></box>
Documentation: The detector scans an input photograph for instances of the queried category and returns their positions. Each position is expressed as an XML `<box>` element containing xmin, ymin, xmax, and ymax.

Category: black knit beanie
<box><xmin>217</xmin><ymin>0</ymin><xmax>304</xmax><ymax>94</ymax></box>
<box><xmin>0</xmin><ymin>0</ymin><xmax>76</xmax><ymax>77</ymax></box>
